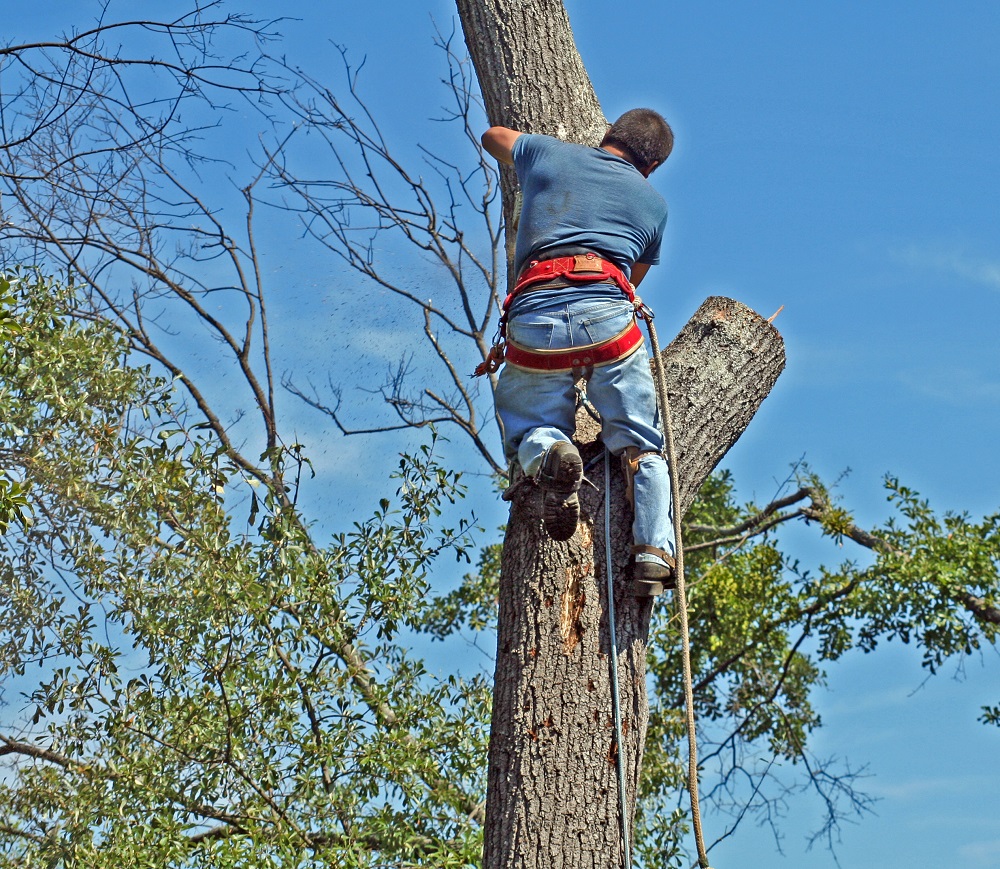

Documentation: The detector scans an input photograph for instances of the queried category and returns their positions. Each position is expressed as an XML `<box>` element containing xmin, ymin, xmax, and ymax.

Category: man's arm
<box><xmin>481</xmin><ymin>126</ymin><xmax>522</xmax><ymax>165</ymax></box>
<box><xmin>630</xmin><ymin>262</ymin><xmax>653</xmax><ymax>288</ymax></box>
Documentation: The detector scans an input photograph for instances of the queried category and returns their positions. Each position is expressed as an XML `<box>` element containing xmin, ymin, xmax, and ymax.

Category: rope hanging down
<box><xmin>643</xmin><ymin>303</ymin><xmax>715</xmax><ymax>869</ymax></box>
<box><xmin>603</xmin><ymin>298</ymin><xmax>715</xmax><ymax>869</ymax></box>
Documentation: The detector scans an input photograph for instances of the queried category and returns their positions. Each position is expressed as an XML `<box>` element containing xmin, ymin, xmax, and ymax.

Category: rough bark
<box><xmin>455</xmin><ymin>2</ymin><xmax>787</xmax><ymax>865</ymax></box>
<box><xmin>455</xmin><ymin>0</ymin><xmax>605</xmax><ymax>143</ymax></box>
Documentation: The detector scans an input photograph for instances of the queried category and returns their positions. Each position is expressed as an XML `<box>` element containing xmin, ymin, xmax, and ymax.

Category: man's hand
<box><xmin>481</xmin><ymin>126</ymin><xmax>522</xmax><ymax>165</ymax></box>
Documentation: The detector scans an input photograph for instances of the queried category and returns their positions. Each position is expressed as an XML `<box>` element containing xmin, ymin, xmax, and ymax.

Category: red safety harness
<box><xmin>473</xmin><ymin>253</ymin><xmax>648</xmax><ymax>376</ymax></box>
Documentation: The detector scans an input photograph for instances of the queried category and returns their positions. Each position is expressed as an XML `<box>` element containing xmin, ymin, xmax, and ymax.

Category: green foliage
<box><xmin>0</xmin><ymin>276</ymin><xmax>20</xmax><ymax>341</ymax></box>
<box><xmin>0</xmin><ymin>478</ymin><xmax>29</xmax><ymax>533</ymax></box>
<box><xmin>420</xmin><ymin>539</ymin><xmax>501</xmax><ymax>641</ymax></box>
<box><xmin>1</xmin><ymin>273</ymin><xmax>997</xmax><ymax>867</ymax></box>
<box><xmin>0</xmin><ymin>6</ymin><xmax>996</xmax><ymax>865</ymax></box>
<box><xmin>845</xmin><ymin>478</ymin><xmax>999</xmax><ymax>667</ymax></box>
<box><xmin>0</xmin><ymin>274</ymin><xmax>487</xmax><ymax>867</ymax></box>
<box><xmin>0</xmin><ymin>275</ymin><xmax>30</xmax><ymax>532</ymax></box>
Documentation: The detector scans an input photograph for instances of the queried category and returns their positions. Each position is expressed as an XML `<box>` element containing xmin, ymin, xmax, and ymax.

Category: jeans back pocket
<box><xmin>579</xmin><ymin>303</ymin><xmax>633</xmax><ymax>345</ymax></box>
<box><xmin>507</xmin><ymin>317</ymin><xmax>556</xmax><ymax>350</ymax></box>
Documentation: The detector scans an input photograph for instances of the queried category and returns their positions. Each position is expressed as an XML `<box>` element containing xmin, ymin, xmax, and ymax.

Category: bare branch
<box><xmin>258</xmin><ymin>40</ymin><xmax>504</xmax><ymax>466</ymax></box>
<box><xmin>0</xmin><ymin>733</ymin><xmax>76</xmax><ymax>768</ymax></box>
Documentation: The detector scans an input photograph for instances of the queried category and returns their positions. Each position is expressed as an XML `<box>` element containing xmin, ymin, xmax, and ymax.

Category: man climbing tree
<box><xmin>480</xmin><ymin>110</ymin><xmax>677</xmax><ymax>596</ymax></box>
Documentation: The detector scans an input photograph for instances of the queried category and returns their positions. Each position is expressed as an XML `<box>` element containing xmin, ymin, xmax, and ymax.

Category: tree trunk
<box><xmin>454</xmin><ymin>3</ymin><xmax>787</xmax><ymax>865</ymax></box>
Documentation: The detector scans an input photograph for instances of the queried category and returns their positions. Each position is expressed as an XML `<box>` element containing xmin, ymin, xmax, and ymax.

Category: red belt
<box><xmin>505</xmin><ymin>253</ymin><xmax>635</xmax><ymax>309</ymax></box>
<box><xmin>504</xmin><ymin>318</ymin><xmax>644</xmax><ymax>372</ymax></box>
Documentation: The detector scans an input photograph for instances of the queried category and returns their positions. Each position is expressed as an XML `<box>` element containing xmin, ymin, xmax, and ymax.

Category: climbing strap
<box><xmin>620</xmin><ymin>447</ymin><xmax>662</xmax><ymax>509</ymax></box>
<box><xmin>629</xmin><ymin>544</ymin><xmax>676</xmax><ymax>568</ymax></box>
<box><xmin>473</xmin><ymin>253</ymin><xmax>635</xmax><ymax>377</ymax></box>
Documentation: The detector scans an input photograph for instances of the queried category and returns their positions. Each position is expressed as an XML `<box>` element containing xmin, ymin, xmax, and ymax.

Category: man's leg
<box><xmin>494</xmin><ymin>357</ymin><xmax>577</xmax><ymax>469</ymax></box>
<box><xmin>493</xmin><ymin>304</ymin><xmax>584</xmax><ymax>540</ymax></box>
<box><xmin>621</xmin><ymin>446</ymin><xmax>676</xmax><ymax>595</ymax></box>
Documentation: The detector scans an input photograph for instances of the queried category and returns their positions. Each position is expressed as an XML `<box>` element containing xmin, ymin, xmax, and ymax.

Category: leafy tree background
<box><xmin>0</xmin><ymin>278</ymin><xmax>30</xmax><ymax>531</ymax></box>
<box><xmin>0</xmin><ymin>2</ymin><xmax>998</xmax><ymax>868</ymax></box>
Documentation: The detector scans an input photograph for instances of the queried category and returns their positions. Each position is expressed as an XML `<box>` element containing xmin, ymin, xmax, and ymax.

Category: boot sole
<box><xmin>538</xmin><ymin>444</ymin><xmax>583</xmax><ymax>541</ymax></box>
<box><xmin>629</xmin><ymin>577</ymin><xmax>665</xmax><ymax>597</ymax></box>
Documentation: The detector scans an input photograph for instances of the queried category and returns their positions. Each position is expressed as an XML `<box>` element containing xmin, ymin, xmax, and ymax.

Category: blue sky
<box><xmin>8</xmin><ymin>2</ymin><xmax>1000</xmax><ymax>867</ymax></box>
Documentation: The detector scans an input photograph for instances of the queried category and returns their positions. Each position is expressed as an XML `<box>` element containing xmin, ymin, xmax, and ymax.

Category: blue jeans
<box><xmin>494</xmin><ymin>293</ymin><xmax>676</xmax><ymax>560</ymax></box>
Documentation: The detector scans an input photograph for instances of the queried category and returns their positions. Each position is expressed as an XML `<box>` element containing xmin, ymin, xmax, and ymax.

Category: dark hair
<box><xmin>601</xmin><ymin>108</ymin><xmax>674</xmax><ymax>172</ymax></box>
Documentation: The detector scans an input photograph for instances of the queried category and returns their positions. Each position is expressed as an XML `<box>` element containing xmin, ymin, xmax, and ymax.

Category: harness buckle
<box><xmin>472</xmin><ymin>339</ymin><xmax>506</xmax><ymax>378</ymax></box>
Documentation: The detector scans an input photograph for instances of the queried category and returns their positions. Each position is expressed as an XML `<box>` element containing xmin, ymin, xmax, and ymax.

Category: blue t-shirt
<box><xmin>511</xmin><ymin>133</ymin><xmax>668</xmax><ymax>278</ymax></box>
